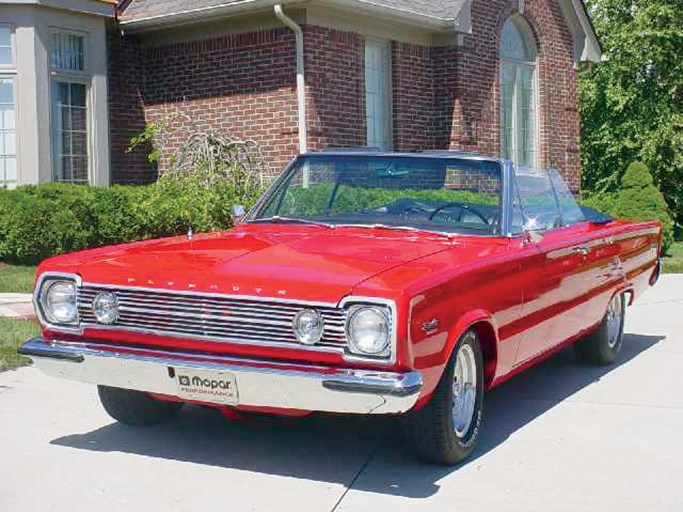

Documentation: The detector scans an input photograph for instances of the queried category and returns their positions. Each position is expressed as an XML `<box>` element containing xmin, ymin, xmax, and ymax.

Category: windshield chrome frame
<box><xmin>245</xmin><ymin>152</ymin><xmax>513</xmax><ymax>238</ymax></box>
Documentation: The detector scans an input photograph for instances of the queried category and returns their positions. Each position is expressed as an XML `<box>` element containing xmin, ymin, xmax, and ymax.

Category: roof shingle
<box><xmin>119</xmin><ymin>0</ymin><xmax>462</xmax><ymax>24</ymax></box>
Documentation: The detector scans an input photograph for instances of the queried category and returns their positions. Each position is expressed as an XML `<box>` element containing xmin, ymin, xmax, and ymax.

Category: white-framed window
<box><xmin>52</xmin><ymin>80</ymin><xmax>89</xmax><ymax>183</ymax></box>
<box><xmin>500</xmin><ymin>17</ymin><xmax>538</xmax><ymax>168</ymax></box>
<box><xmin>365</xmin><ymin>39</ymin><xmax>392</xmax><ymax>151</ymax></box>
<box><xmin>51</xmin><ymin>31</ymin><xmax>85</xmax><ymax>72</ymax></box>
<box><xmin>50</xmin><ymin>30</ymin><xmax>90</xmax><ymax>183</ymax></box>
<box><xmin>0</xmin><ymin>25</ymin><xmax>17</xmax><ymax>188</ymax></box>
<box><xmin>0</xmin><ymin>76</ymin><xmax>17</xmax><ymax>188</ymax></box>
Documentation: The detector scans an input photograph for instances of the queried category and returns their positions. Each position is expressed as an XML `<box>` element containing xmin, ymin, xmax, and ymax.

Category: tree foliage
<box><xmin>580</xmin><ymin>0</ymin><xmax>683</xmax><ymax>236</ymax></box>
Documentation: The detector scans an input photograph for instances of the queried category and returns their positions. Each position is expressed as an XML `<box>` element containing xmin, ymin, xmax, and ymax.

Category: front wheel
<box><xmin>574</xmin><ymin>292</ymin><xmax>626</xmax><ymax>365</ymax></box>
<box><xmin>402</xmin><ymin>329</ymin><xmax>484</xmax><ymax>465</ymax></box>
<box><xmin>98</xmin><ymin>386</ymin><xmax>183</xmax><ymax>426</ymax></box>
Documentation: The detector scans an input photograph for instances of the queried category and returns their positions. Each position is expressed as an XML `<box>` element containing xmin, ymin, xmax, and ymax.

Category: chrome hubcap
<box><xmin>606</xmin><ymin>294</ymin><xmax>624</xmax><ymax>349</ymax></box>
<box><xmin>452</xmin><ymin>342</ymin><xmax>477</xmax><ymax>437</ymax></box>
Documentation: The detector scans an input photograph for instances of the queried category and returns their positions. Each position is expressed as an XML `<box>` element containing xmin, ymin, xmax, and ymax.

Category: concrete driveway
<box><xmin>1</xmin><ymin>276</ymin><xmax>681</xmax><ymax>512</ymax></box>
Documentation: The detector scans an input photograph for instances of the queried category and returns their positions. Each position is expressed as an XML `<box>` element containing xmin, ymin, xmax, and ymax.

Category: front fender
<box><xmin>413</xmin><ymin>308</ymin><xmax>499</xmax><ymax>410</ymax></box>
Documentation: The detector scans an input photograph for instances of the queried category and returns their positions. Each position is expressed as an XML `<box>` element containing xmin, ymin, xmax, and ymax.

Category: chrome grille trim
<box><xmin>77</xmin><ymin>285</ymin><xmax>348</xmax><ymax>351</ymax></box>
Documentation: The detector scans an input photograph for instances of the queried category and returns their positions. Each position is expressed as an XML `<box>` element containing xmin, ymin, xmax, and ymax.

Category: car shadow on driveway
<box><xmin>51</xmin><ymin>332</ymin><xmax>663</xmax><ymax>499</ymax></box>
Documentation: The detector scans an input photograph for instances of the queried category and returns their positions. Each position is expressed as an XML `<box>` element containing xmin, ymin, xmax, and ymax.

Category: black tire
<box><xmin>98</xmin><ymin>386</ymin><xmax>182</xmax><ymax>426</ymax></box>
<box><xmin>402</xmin><ymin>329</ymin><xmax>485</xmax><ymax>465</ymax></box>
<box><xmin>574</xmin><ymin>293</ymin><xmax>626</xmax><ymax>365</ymax></box>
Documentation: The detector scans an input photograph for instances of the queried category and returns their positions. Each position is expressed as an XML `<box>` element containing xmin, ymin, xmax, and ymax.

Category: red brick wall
<box><xmin>432</xmin><ymin>0</ymin><xmax>580</xmax><ymax>190</ymax></box>
<box><xmin>108</xmin><ymin>28</ymin><xmax>299</xmax><ymax>183</ymax></box>
<box><xmin>392</xmin><ymin>42</ymin><xmax>435</xmax><ymax>151</ymax></box>
<box><xmin>304</xmin><ymin>26</ymin><xmax>366</xmax><ymax>150</ymax></box>
<box><xmin>107</xmin><ymin>1</ymin><xmax>580</xmax><ymax>189</ymax></box>
<box><xmin>142</xmin><ymin>29</ymin><xmax>299</xmax><ymax>181</ymax></box>
<box><xmin>108</xmin><ymin>30</ymin><xmax>151</xmax><ymax>183</ymax></box>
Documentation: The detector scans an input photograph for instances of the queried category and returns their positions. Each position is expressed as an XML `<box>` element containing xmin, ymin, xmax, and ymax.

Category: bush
<box><xmin>582</xmin><ymin>162</ymin><xmax>674</xmax><ymax>254</ymax></box>
<box><xmin>0</xmin><ymin>180</ymin><xmax>262</xmax><ymax>265</ymax></box>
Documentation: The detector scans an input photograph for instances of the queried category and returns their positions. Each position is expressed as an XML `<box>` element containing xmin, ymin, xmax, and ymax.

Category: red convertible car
<box><xmin>21</xmin><ymin>152</ymin><xmax>662</xmax><ymax>464</ymax></box>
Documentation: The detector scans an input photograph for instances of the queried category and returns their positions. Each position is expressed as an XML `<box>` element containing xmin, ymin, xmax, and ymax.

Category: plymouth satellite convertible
<box><xmin>20</xmin><ymin>152</ymin><xmax>661</xmax><ymax>464</ymax></box>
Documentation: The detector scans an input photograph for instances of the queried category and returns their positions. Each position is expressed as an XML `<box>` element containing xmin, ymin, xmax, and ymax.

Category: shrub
<box><xmin>613</xmin><ymin>162</ymin><xmax>674</xmax><ymax>253</ymax></box>
<box><xmin>0</xmin><ymin>180</ymin><xmax>262</xmax><ymax>266</ymax></box>
<box><xmin>582</xmin><ymin>162</ymin><xmax>674</xmax><ymax>254</ymax></box>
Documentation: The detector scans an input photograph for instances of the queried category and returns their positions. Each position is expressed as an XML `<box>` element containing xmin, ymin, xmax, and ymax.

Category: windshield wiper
<box><xmin>248</xmin><ymin>216</ymin><xmax>335</xmax><ymax>229</ymax></box>
<box><xmin>336</xmin><ymin>223</ymin><xmax>456</xmax><ymax>239</ymax></box>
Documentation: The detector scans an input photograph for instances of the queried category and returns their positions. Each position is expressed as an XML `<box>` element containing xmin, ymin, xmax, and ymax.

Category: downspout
<box><xmin>274</xmin><ymin>4</ymin><xmax>307</xmax><ymax>155</ymax></box>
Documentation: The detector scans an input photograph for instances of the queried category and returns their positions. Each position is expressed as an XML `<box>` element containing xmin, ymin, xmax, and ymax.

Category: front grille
<box><xmin>77</xmin><ymin>285</ymin><xmax>347</xmax><ymax>350</ymax></box>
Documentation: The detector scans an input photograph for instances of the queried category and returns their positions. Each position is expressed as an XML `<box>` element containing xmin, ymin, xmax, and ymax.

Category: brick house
<box><xmin>1</xmin><ymin>0</ymin><xmax>600</xmax><ymax>191</ymax></box>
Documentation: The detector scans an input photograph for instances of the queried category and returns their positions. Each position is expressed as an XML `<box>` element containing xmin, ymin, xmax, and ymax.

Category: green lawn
<box><xmin>663</xmin><ymin>242</ymin><xmax>683</xmax><ymax>274</ymax></box>
<box><xmin>0</xmin><ymin>265</ymin><xmax>37</xmax><ymax>293</ymax></box>
<box><xmin>0</xmin><ymin>318</ymin><xmax>40</xmax><ymax>371</ymax></box>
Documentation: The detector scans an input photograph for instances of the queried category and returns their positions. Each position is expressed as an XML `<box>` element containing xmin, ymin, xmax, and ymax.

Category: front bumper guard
<box><xmin>19</xmin><ymin>337</ymin><xmax>422</xmax><ymax>415</ymax></box>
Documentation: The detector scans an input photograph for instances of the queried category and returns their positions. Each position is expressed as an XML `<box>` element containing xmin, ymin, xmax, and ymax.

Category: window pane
<box><xmin>0</xmin><ymin>80</ymin><xmax>12</xmax><ymax>103</ymax></box>
<box><xmin>52</xmin><ymin>81</ymin><xmax>88</xmax><ymax>183</ymax></box>
<box><xmin>4</xmin><ymin>156</ymin><xmax>16</xmax><ymax>181</ymax></box>
<box><xmin>0</xmin><ymin>27</ymin><xmax>11</xmax><ymax>66</ymax></box>
<box><xmin>500</xmin><ymin>63</ymin><xmax>514</xmax><ymax>160</ymax></box>
<box><xmin>549</xmin><ymin>169</ymin><xmax>585</xmax><ymax>226</ymax></box>
<box><xmin>515</xmin><ymin>168</ymin><xmax>561</xmax><ymax>231</ymax></box>
<box><xmin>52</xmin><ymin>32</ymin><xmax>85</xmax><ymax>71</ymax></box>
<box><xmin>365</xmin><ymin>40</ymin><xmax>392</xmax><ymax>151</ymax></box>
<box><xmin>517</xmin><ymin>66</ymin><xmax>535</xmax><ymax>167</ymax></box>
<box><xmin>0</xmin><ymin>76</ymin><xmax>16</xmax><ymax>188</ymax></box>
<box><xmin>0</xmin><ymin>48</ymin><xmax>11</xmax><ymax>67</ymax></box>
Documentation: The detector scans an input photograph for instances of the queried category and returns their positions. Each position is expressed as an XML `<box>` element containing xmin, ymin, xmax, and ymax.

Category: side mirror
<box><xmin>524</xmin><ymin>230</ymin><xmax>543</xmax><ymax>244</ymax></box>
<box><xmin>230</xmin><ymin>205</ymin><xmax>246</xmax><ymax>225</ymax></box>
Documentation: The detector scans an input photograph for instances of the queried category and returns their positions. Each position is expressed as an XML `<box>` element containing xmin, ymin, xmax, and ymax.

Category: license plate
<box><xmin>174</xmin><ymin>368</ymin><xmax>238</xmax><ymax>405</ymax></box>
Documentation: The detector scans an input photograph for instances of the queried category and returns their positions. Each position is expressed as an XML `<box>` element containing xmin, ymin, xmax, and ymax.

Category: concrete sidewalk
<box><xmin>0</xmin><ymin>293</ymin><xmax>34</xmax><ymax>319</ymax></box>
<box><xmin>0</xmin><ymin>276</ymin><xmax>681</xmax><ymax>512</ymax></box>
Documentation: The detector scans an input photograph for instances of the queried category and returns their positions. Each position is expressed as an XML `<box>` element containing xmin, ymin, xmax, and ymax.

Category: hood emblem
<box><xmin>187</xmin><ymin>227</ymin><xmax>193</xmax><ymax>240</ymax></box>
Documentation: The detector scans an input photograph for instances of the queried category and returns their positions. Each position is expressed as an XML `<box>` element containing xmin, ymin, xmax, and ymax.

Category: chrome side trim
<box><xmin>20</xmin><ymin>337</ymin><xmax>422</xmax><ymax>415</ymax></box>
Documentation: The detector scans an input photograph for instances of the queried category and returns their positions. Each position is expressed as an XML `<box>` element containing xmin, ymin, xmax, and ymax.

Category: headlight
<box><xmin>292</xmin><ymin>309</ymin><xmax>324</xmax><ymax>345</ymax></box>
<box><xmin>41</xmin><ymin>280</ymin><xmax>78</xmax><ymax>325</ymax></box>
<box><xmin>92</xmin><ymin>292</ymin><xmax>119</xmax><ymax>325</ymax></box>
<box><xmin>346</xmin><ymin>306</ymin><xmax>390</xmax><ymax>356</ymax></box>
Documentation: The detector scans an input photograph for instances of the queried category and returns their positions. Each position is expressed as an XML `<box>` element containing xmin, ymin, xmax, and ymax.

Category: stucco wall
<box><xmin>2</xmin><ymin>4</ymin><xmax>110</xmax><ymax>186</ymax></box>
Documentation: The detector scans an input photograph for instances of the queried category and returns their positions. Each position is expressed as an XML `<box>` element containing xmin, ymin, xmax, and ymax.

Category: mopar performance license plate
<box><xmin>174</xmin><ymin>368</ymin><xmax>238</xmax><ymax>405</ymax></box>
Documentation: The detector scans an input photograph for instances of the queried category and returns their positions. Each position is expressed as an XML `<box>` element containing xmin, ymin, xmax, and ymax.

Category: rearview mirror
<box><xmin>231</xmin><ymin>205</ymin><xmax>246</xmax><ymax>225</ymax></box>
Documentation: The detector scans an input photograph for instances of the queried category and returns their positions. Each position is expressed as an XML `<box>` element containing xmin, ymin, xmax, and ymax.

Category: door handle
<box><xmin>572</xmin><ymin>246</ymin><xmax>590</xmax><ymax>256</ymax></box>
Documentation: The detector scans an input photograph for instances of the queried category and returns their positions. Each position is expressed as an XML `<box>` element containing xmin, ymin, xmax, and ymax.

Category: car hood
<box><xmin>42</xmin><ymin>224</ymin><xmax>455</xmax><ymax>303</ymax></box>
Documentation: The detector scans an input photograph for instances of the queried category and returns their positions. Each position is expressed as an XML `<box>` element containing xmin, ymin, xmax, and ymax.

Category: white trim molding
<box><xmin>559</xmin><ymin>0</ymin><xmax>602</xmax><ymax>63</ymax></box>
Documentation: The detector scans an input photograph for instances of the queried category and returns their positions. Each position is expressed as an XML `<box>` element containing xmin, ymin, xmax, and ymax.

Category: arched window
<box><xmin>500</xmin><ymin>17</ymin><xmax>538</xmax><ymax>168</ymax></box>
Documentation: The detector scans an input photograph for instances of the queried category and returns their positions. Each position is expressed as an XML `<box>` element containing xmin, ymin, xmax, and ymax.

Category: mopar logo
<box><xmin>178</xmin><ymin>374</ymin><xmax>232</xmax><ymax>390</ymax></box>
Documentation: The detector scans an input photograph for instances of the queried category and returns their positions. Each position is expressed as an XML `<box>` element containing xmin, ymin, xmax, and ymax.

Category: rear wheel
<box><xmin>402</xmin><ymin>329</ymin><xmax>484</xmax><ymax>465</ymax></box>
<box><xmin>98</xmin><ymin>386</ymin><xmax>182</xmax><ymax>426</ymax></box>
<box><xmin>574</xmin><ymin>293</ymin><xmax>626</xmax><ymax>365</ymax></box>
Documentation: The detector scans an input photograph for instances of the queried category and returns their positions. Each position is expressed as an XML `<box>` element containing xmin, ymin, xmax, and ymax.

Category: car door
<box><xmin>512</xmin><ymin>169</ymin><xmax>596</xmax><ymax>364</ymax></box>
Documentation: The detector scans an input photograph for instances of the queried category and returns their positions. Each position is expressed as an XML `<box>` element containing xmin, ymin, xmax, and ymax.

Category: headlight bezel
<box><xmin>34</xmin><ymin>272</ymin><xmax>82</xmax><ymax>332</ymax></box>
<box><xmin>342</xmin><ymin>298</ymin><xmax>396</xmax><ymax>364</ymax></box>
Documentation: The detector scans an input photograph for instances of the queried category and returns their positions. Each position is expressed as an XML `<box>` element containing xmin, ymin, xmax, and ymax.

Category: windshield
<box><xmin>250</xmin><ymin>155</ymin><xmax>503</xmax><ymax>236</ymax></box>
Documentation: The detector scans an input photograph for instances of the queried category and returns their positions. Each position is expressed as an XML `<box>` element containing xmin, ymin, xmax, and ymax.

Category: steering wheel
<box><xmin>428</xmin><ymin>202</ymin><xmax>490</xmax><ymax>224</ymax></box>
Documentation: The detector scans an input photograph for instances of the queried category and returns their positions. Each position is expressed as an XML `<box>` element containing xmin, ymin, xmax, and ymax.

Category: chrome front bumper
<box><xmin>19</xmin><ymin>338</ymin><xmax>423</xmax><ymax>414</ymax></box>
